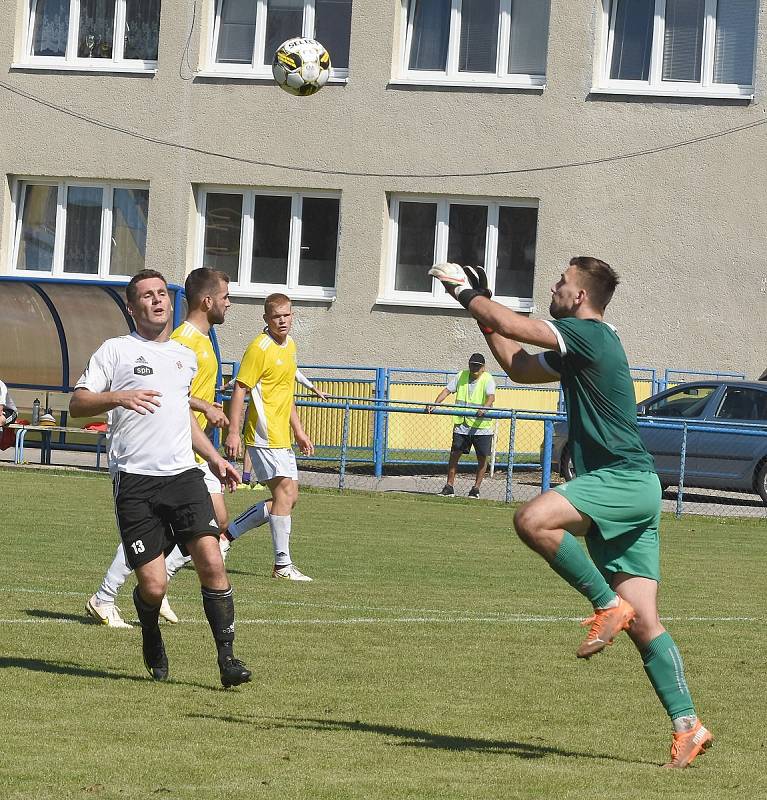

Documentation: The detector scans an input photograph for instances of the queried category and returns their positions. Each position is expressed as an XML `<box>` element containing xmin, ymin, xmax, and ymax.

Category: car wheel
<box><xmin>755</xmin><ymin>461</ymin><xmax>767</xmax><ymax>504</ymax></box>
<box><xmin>560</xmin><ymin>445</ymin><xmax>576</xmax><ymax>482</ymax></box>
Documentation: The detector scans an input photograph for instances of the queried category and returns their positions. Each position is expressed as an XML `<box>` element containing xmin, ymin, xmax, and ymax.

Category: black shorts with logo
<box><xmin>451</xmin><ymin>430</ymin><xmax>493</xmax><ymax>457</ymax></box>
<box><xmin>113</xmin><ymin>468</ymin><xmax>219</xmax><ymax>569</ymax></box>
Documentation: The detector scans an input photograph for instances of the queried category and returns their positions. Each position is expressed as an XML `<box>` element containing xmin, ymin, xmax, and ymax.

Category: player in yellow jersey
<box><xmin>86</xmin><ymin>268</ymin><xmax>234</xmax><ymax>626</ymax></box>
<box><xmin>224</xmin><ymin>293</ymin><xmax>315</xmax><ymax>581</ymax></box>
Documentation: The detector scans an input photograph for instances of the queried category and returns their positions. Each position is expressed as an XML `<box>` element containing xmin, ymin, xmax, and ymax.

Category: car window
<box><xmin>643</xmin><ymin>386</ymin><xmax>717</xmax><ymax>418</ymax></box>
<box><xmin>715</xmin><ymin>387</ymin><xmax>767</xmax><ymax>421</ymax></box>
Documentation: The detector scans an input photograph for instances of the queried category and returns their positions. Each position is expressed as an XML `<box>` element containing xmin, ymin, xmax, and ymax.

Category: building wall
<box><xmin>1</xmin><ymin>0</ymin><xmax>766</xmax><ymax>379</ymax></box>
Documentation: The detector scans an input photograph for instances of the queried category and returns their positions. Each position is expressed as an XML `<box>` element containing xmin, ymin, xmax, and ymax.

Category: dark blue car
<box><xmin>549</xmin><ymin>381</ymin><xmax>767</xmax><ymax>503</ymax></box>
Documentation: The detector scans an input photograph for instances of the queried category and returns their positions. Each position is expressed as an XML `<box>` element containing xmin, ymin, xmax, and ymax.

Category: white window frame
<box><xmin>379</xmin><ymin>195</ymin><xmax>538</xmax><ymax>312</ymax></box>
<box><xmin>9</xmin><ymin>178</ymin><xmax>150</xmax><ymax>280</ymax></box>
<box><xmin>394</xmin><ymin>0</ymin><xmax>547</xmax><ymax>90</ymax></box>
<box><xmin>15</xmin><ymin>0</ymin><xmax>159</xmax><ymax>74</ymax></box>
<box><xmin>200</xmin><ymin>0</ymin><xmax>349</xmax><ymax>82</ymax></box>
<box><xmin>195</xmin><ymin>186</ymin><xmax>340</xmax><ymax>301</ymax></box>
<box><xmin>593</xmin><ymin>0</ymin><xmax>757</xmax><ymax>99</ymax></box>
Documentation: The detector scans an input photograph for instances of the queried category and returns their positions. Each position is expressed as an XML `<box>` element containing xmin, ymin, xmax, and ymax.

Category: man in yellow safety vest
<box><xmin>427</xmin><ymin>353</ymin><xmax>496</xmax><ymax>498</ymax></box>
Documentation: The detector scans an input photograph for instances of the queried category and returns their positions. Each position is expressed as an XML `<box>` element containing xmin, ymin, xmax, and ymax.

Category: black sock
<box><xmin>201</xmin><ymin>585</ymin><xmax>235</xmax><ymax>664</ymax></box>
<box><xmin>133</xmin><ymin>585</ymin><xmax>161</xmax><ymax>633</ymax></box>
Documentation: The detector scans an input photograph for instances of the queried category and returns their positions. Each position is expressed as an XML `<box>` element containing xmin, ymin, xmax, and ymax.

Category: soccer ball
<box><xmin>272</xmin><ymin>37</ymin><xmax>331</xmax><ymax>96</ymax></box>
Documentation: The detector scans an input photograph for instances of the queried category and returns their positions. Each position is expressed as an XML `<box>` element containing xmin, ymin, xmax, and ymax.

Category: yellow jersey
<box><xmin>171</xmin><ymin>321</ymin><xmax>218</xmax><ymax>462</ymax></box>
<box><xmin>237</xmin><ymin>332</ymin><xmax>297</xmax><ymax>449</ymax></box>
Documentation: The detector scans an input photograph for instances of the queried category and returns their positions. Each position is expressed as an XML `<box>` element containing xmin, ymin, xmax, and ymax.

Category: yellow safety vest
<box><xmin>453</xmin><ymin>371</ymin><xmax>493</xmax><ymax>429</ymax></box>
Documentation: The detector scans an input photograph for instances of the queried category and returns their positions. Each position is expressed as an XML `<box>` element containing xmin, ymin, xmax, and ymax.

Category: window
<box><xmin>399</xmin><ymin>0</ymin><xmax>550</xmax><ymax>87</ymax></box>
<box><xmin>197</xmin><ymin>188</ymin><xmax>340</xmax><ymax>299</ymax></box>
<box><xmin>209</xmin><ymin>0</ymin><xmax>351</xmax><ymax>78</ymax></box>
<box><xmin>11</xmin><ymin>180</ymin><xmax>149</xmax><ymax>278</ymax></box>
<box><xmin>23</xmin><ymin>0</ymin><xmax>161</xmax><ymax>70</ymax></box>
<box><xmin>643</xmin><ymin>385</ymin><xmax>717</xmax><ymax>418</ymax></box>
<box><xmin>715</xmin><ymin>387</ymin><xmax>767</xmax><ymax>421</ymax></box>
<box><xmin>598</xmin><ymin>0</ymin><xmax>758</xmax><ymax>97</ymax></box>
<box><xmin>382</xmin><ymin>196</ymin><xmax>538</xmax><ymax>310</ymax></box>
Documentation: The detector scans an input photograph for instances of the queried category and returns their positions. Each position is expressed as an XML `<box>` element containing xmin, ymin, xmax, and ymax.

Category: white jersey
<box><xmin>75</xmin><ymin>333</ymin><xmax>198</xmax><ymax>477</ymax></box>
<box><xmin>0</xmin><ymin>380</ymin><xmax>17</xmax><ymax>412</ymax></box>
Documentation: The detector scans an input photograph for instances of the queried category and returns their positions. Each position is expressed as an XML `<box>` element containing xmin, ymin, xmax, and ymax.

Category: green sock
<box><xmin>642</xmin><ymin>632</ymin><xmax>696</xmax><ymax>721</ymax></box>
<box><xmin>548</xmin><ymin>532</ymin><xmax>616</xmax><ymax>608</ymax></box>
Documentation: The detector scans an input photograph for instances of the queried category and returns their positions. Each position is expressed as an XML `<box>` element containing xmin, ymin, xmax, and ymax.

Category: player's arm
<box><xmin>429</xmin><ymin>263</ymin><xmax>561</xmax><ymax>385</ymax></box>
<box><xmin>190</xmin><ymin>409</ymin><xmax>240</xmax><ymax>491</ymax></box>
<box><xmin>224</xmin><ymin>381</ymin><xmax>247</xmax><ymax>459</ymax></box>
<box><xmin>295</xmin><ymin>369</ymin><xmax>328</xmax><ymax>401</ymax></box>
<box><xmin>189</xmin><ymin>396</ymin><xmax>228</xmax><ymax>428</ymax></box>
<box><xmin>290</xmin><ymin>403</ymin><xmax>314</xmax><ymax>456</ymax></box>
<box><xmin>69</xmin><ymin>387</ymin><xmax>161</xmax><ymax>417</ymax></box>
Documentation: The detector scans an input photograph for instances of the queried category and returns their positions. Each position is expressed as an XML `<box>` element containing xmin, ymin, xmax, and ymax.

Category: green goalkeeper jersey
<box><xmin>542</xmin><ymin>317</ymin><xmax>655</xmax><ymax>476</ymax></box>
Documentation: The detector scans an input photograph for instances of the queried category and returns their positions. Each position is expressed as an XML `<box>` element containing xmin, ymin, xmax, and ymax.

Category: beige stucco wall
<box><xmin>1</xmin><ymin>0</ymin><xmax>766</xmax><ymax>380</ymax></box>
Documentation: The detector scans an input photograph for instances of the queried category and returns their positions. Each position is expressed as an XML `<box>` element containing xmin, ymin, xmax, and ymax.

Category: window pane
<box><xmin>714</xmin><ymin>0</ymin><xmax>757</xmax><ymax>85</ymax></box>
<box><xmin>264</xmin><ymin>0</ymin><xmax>304</xmax><ymax>65</ymax></box>
<box><xmin>124</xmin><ymin>0</ymin><xmax>161</xmax><ymax>60</ymax></box>
<box><xmin>447</xmin><ymin>204</ymin><xmax>487</xmax><ymax>266</ymax></box>
<box><xmin>609</xmin><ymin>0</ymin><xmax>653</xmax><ymax>80</ymax></box>
<box><xmin>716</xmin><ymin>388</ymin><xmax>762</xmax><ymax>420</ymax></box>
<box><xmin>495</xmin><ymin>206</ymin><xmax>537</xmax><ymax>298</ymax></box>
<box><xmin>110</xmin><ymin>188</ymin><xmax>148</xmax><ymax>276</ymax></box>
<box><xmin>298</xmin><ymin>198</ymin><xmax>339</xmax><ymax>287</ymax></box>
<box><xmin>64</xmin><ymin>186</ymin><xmax>103</xmax><ymax>274</ymax></box>
<box><xmin>315</xmin><ymin>0</ymin><xmax>351</xmax><ymax>69</ymax></box>
<box><xmin>16</xmin><ymin>184</ymin><xmax>58</xmax><ymax>271</ymax></box>
<box><xmin>395</xmin><ymin>202</ymin><xmax>436</xmax><ymax>292</ymax></box>
<box><xmin>216</xmin><ymin>0</ymin><xmax>257</xmax><ymax>64</ymax></box>
<box><xmin>408</xmin><ymin>0</ymin><xmax>450</xmax><ymax>71</ymax></box>
<box><xmin>203</xmin><ymin>193</ymin><xmax>243</xmax><ymax>281</ymax></box>
<box><xmin>458</xmin><ymin>0</ymin><xmax>499</xmax><ymax>73</ymax></box>
<box><xmin>78</xmin><ymin>0</ymin><xmax>116</xmax><ymax>58</ymax></box>
<box><xmin>31</xmin><ymin>0</ymin><xmax>70</xmax><ymax>57</ymax></box>
<box><xmin>251</xmin><ymin>195</ymin><xmax>291</xmax><ymax>285</ymax></box>
<box><xmin>508</xmin><ymin>0</ymin><xmax>550</xmax><ymax>74</ymax></box>
<box><xmin>662</xmin><ymin>0</ymin><xmax>704</xmax><ymax>82</ymax></box>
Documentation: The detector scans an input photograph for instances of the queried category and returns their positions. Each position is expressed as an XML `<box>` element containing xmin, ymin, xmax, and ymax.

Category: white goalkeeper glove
<box><xmin>428</xmin><ymin>263</ymin><xmax>492</xmax><ymax>309</ymax></box>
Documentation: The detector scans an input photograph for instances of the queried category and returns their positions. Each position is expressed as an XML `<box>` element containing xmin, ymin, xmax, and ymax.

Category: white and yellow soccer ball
<box><xmin>272</xmin><ymin>37</ymin><xmax>331</xmax><ymax>96</ymax></box>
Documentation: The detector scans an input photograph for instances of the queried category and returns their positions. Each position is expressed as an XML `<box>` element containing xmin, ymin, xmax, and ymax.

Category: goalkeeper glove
<box><xmin>428</xmin><ymin>263</ymin><xmax>492</xmax><ymax>309</ymax></box>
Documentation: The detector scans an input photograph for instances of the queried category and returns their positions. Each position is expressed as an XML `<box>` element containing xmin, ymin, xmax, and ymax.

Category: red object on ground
<box><xmin>84</xmin><ymin>422</ymin><xmax>108</xmax><ymax>432</ymax></box>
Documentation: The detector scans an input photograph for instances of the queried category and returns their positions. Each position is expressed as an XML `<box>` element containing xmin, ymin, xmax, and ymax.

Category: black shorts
<box><xmin>113</xmin><ymin>469</ymin><xmax>219</xmax><ymax>569</ymax></box>
<box><xmin>451</xmin><ymin>430</ymin><xmax>493</xmax><ymax>457</ymax></box>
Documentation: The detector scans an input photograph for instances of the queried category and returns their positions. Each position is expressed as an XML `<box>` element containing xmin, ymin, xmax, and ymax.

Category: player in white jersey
<box><xmin>0</xmin><ymin>379</ymin><xmax>18</xmax><ymax>428</ymax></box>
<box><xmin>85</xmin><ymin>268</ymin><xmax>232</xmax><ymax>628</ymax></box>
<box><xmin>70</xmin><ymin>270</ymin><xmax>250</xmax><ymax>687</ymax></box>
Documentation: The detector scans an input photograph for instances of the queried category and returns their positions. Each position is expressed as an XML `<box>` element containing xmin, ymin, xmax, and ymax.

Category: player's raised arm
<box><xmin>428</xmin><ymin>263</ymin><xmax>560</xmax><ymax>385</ymax></box>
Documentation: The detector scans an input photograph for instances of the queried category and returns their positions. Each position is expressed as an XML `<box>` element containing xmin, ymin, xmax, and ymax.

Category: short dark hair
<box><xmin>184</xmin><ymin>267</ymin><xmax>230</xmax><ymax>307</ymax></box>
<box><xmin>264</xmin><ymin>292</ymin><xmax>291</xmax><ymax>316</ymax></box>
<box><xmin>126</xmin><ymin>269</ymin><xmax>167</xmax><ymax>304</ymax></box>
<box><xmin>569</xmin><ymin>256</ymin><xmax>619</xmax><ymax>311</ymax></box>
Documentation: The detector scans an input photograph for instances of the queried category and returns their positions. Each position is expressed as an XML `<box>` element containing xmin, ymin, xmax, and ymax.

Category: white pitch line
<box><xmin>0</xmin><ymin>615</ymin><xmax>761</xmax><ymax>626</ymax></box>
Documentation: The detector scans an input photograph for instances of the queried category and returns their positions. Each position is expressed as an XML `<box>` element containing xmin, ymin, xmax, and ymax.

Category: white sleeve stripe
<box><xmin>537</xmin><ymin>352</ymin><xmax>560</xmax><ymax>377</ymax></box>
<box><xmin>543</xmin><ymin>320</ymin><xmax>566</xmax><ymax>354</ymax></box>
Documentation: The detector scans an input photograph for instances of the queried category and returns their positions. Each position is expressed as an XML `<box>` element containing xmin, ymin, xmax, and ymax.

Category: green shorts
<box><xmin>552</xmin><ymin>468</ymin><xmax>662</xmax><ymax>582</ymax></box>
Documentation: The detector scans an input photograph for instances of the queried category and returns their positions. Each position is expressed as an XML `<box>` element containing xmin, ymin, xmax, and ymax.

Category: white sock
<box><xmin>228</xmin><ymin>501</ymin><xmax>270</xmax><ymax>539</ymax></box>
<box><xmin>95</xmin><ymin>543</ymin><xmax>132</xmax><ymax>604</ymax></box>
<box><xmin>269</xmin><ymin>514</ymin><xmax>292</xmax><ymax>566</ymax></box>
<box><xmin>165</xmin><ymin>546</ymin><xmax>192</xmax><ymax>578</ymax></box>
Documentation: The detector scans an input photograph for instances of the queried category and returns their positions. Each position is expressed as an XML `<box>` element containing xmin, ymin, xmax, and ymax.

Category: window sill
<box><xmin>590</xmin><ymin>84</ymin><xmax>753</xmax><ymax>101</ymax></box>
<box><xmin>390</xmin><ymin>75</ymin><xmax>545</xmax><ymax>91</ymax></box>
<box><xmin>11</xmin><ymin>61</ymin><xmax>157</xmax><ymax>75</ymax></box>
<box><xmin>195</xmin><ymin>68</ymin><xmax>348</xmax><ymax>84</ymax></box>
<box><xmin>229</xmin><ymin>286</ymin><xmax>336</xmax><ymax>302</ymax></box>
<box><xmin>375</xmin><ymin>295</ymin><xmax>534</xmax><ymax>313</ymax></box>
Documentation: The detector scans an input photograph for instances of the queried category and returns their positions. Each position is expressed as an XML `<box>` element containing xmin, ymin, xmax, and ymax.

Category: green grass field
<box><xmin>1</xmin><ymin>467</ymin><xmax>765</xmax><ymax>800</ymax></box>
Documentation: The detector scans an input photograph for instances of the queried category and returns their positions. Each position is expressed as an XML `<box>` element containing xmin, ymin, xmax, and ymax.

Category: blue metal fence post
<box><xmin>372</xmin><ymin>367</ymin><xmax>387</xmax><ymax>478</ymax></box>
<box><xmin>339</xmin><ymin>402</ymin><xmax>350</xmax><ymax>491</ymax></box>
<box><xmin>505</xmin><ymin>413</ymin><xmax>517</xmax><ymax>503</ymax></box>
<box><xmin>541</xmin><ymin>418</ymin><xmax>553</xmax><ymax>492</ymax></box>
<box><xmin>676</xmin><ymin>423</ymin><xmax>687</xmax><ymax>519</ymax></box>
